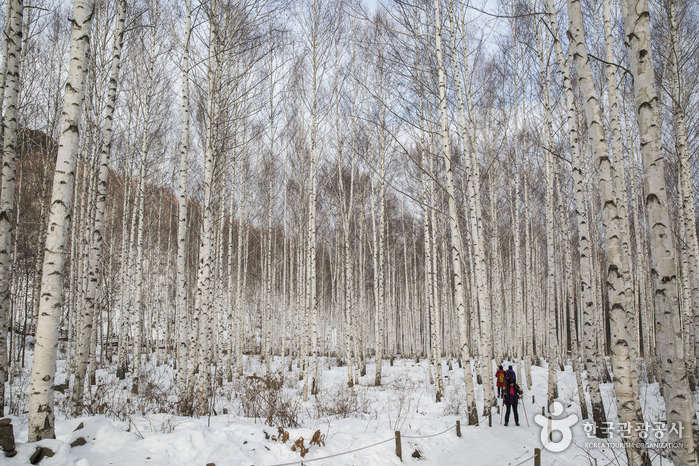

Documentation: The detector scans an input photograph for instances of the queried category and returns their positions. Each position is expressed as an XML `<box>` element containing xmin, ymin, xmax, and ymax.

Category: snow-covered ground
<box><xmin>2</xmin><ymin>355</ymin><xmax>687</xmax><ymax>465</ymax></box>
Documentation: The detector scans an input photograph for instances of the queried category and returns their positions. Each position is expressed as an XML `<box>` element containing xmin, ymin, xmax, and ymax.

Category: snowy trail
<box><xmin>3</xmin><ymin>358</ymin><xmax>680</xmax><ymax>465</ymax></box>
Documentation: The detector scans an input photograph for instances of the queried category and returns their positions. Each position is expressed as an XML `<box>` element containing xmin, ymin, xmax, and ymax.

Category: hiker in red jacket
<box><xmin>495</xmin><ymin>365</ymin><xmax>506</xmax><ymax>398</ymax></box>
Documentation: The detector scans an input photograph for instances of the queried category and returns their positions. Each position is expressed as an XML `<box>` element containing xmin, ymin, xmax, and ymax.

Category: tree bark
<box><xmin>622</xmin><ymin>0</ymin><xmax>698</xmax><ymax>462</ymax></box>
<box><xmin>195</xmin><ymin>2</ymin><xmax>220</xmax><ymax>414</ymax></box>
<box><xmin>71</xmin><ymin>0</ymin><xmax>126</xmax><ymax>415</ymax></box>
<box><xmin>434</xmin><ymin>0</ymin><xmax>477</xmax><ymax>425</ymax></box>
<box><xmin>0</xmin><ymin>0</ymin><xmax>22</xmax><ymax>418</ymax></box>
<box><xmin>567</xmin><ymin>0</ymin><xmax>649</xmax><ymax>460</ymax></box>
<box><xmin>177</xmin><ymin>0</ymin><xmax>192</xmax><ymax>413</ymax></box>
<box><xmin>545</xmin><ymin>0</ymin><xmax>607</xmax><ymax>433</ymax></box>
<box><xmin>28</xmin><ymin>0</ymin><xmax>95</xmax><ymax>442</ymax></box>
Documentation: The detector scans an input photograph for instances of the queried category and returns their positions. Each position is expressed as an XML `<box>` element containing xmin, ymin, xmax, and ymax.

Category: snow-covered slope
<box><xmin>2</xmin><ymin>357</ymin><xmax>681</xmax><ymax>465</ymax></box>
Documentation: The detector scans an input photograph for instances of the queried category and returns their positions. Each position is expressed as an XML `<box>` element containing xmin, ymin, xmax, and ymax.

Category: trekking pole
<box><xmin>500</xmin><ymin>396</ymin><xmax>505</xmax><ymax>425</ymax></box>
<box><xmin>521</xmin><ymin>395</ymin><xmax>530</xmax><ymax>427</ymax></box>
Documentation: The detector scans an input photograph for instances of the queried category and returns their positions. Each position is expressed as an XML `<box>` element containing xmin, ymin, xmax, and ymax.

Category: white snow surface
<box><xmin>3</xmin><ymin>356</ymin><xmax>688</xmax><ymax>465</ymax></box>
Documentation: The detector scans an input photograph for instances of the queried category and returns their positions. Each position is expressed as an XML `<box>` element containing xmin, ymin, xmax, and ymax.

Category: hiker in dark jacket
<box><xmin>504</xmin><ymin>378</ymin><xmax>523</xmax><ymax>426</ymax></box>
<box><xmin>506</xmin><ymin>365</ymin><xmax>516</xmax><ymax>383</ymax></box>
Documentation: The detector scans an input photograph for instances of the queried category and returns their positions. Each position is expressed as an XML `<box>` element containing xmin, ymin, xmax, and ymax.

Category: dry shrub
<box><xmin>237</xmin><ymin>371</ymin><xmax>299</xmax><ymax>427</ymax></box>
<box><xmin>291</xmin><ymin>430</ymin><xmax>325</xmax><ymax>457</ymax></box>
<box><xmin>126</xmin><ymin>364</ymin><xmax>177</xmax><ymax>416</ymax></box>
<box><xmin>291</xmin><ymin>436</ymin><xmax>309</xmax><ymax>457</ymax></box>
<box><xmin>272</xmin><ymin>426</ymin><xmax>290</xmax><ymax>443</ymax></box>
<box><xmin>442</xmin><ymin>377</ymin><xmax>465</xmax><ymax>415</ymax></box>
<box><xmin>313</xmin><ymin>382</ymin><xmax>371</xmax><ymax>419</ymax></box>
<box><xmin>76</xmin><ymin>364</ymin><xmax>177</xmax><ymax>421</ymax></box>
<box><xmin>7</xmin><ymin>367</ymin><xmax>31</xmax><ymax>429</ymax></box>
<box><xmin>388</xmin><ymin>376</ymin><xmax>420</xmax><ymax>431</ymax></box>
<box><xmin>309</xmin><ymin>429</ymin><xmax>325</xmax><ymax>447</ymax></box>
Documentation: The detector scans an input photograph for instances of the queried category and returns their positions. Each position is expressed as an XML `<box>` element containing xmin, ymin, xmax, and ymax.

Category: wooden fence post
<box><xmin>488</xmin><ymin>410</ymin><xmax>492</xmax><ymax>427</ymax></box>
<box><xmin>395</xmin><ymin>431</ymin><xmax>402</xmax><ymax>461</ymax></box>
<box><xmin>534</xmin><ymin>447</ymin><xmax>541</xmax><ymax>466</ymax></box>
<box><xmin>456</xmin><ymin>420</ymin><xmax>461</xmax><ymax>437</ymax></box>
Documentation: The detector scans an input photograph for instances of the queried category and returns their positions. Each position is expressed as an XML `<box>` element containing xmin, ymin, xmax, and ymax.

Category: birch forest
<box><xmin>0</xmin><ymin>0</ymin><xmax>698</xmax><ymax>463</ymax></box>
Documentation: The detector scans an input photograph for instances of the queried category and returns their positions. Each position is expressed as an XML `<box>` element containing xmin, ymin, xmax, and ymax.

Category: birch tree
<box><xmin>338</xmin><ymin>36</ymin><xmax>358</xmax><ymax>385</ymax></box>
<box><xmin>433</xmin><ymin>0</ymin><xmax>477</xmax><ymax>425</ymax></box>
<box><xmin>372</xmin><ymin>15</ymin><xmax>387</xmax><ymax>387</ymax></box>
<box><xmin>132</xmin><ymin>0</ymin><xmax>160</xmax><ymax>394</ymax></box>
<box><xmin>71</xmin><ymin>0</ymin><xmax>126</xmax><ymax>415</ymax></box>
<box><xmin>567</xmin><ymin>0</ymin><xmax>649</xmax><ymax>460</ymax></box>
<box><xmin>194</xmin><ymin>0</ymin><xmax>221</xmax><ymax>414</ymax></box>
<box><xmin>27</xmin><ymin>0</ymin><xmax>96</xmax><ymax>442</ymax></box>
<box><xmin>0</xmin><ymin>0</ymin><xmax>22</xmax><ymax>417</ymax></box>
<box><xmin>545</xmin><ymin>0</ymin><xmax>607</xmax><ymax>434</ymax></box>
<box><xmin>297</xmin><ymin>0</ymin><xmax>340</xmax><ymax>398</ymax></box>
<box><xmin>622</xmin><ymin>0</ymin><xmax>698</xmax><ymax>461</ymax></box>
<box><xmin>509</xmin><ymin>10</ymin><xmax>523</xmax><ymax>375</ymax></box>
<box><xmin>663</xmin><ymin>0</ymin><xmax>699</xmax><ymax>381</ymax></box>
<box><xmin>177</xmin><ymin>0</ymin><xmax>192</xmax><ymax>414</ymax></box>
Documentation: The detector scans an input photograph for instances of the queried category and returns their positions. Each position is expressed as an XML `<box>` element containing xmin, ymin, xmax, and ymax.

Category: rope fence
<box><xmin>267</xmin><ymin>415</ymin><xmax>543</xmax><ymax>466</ymax></box>
<box><xmin>267</xmin><ymin>437</ymin><xmax>395</xmax><ymax>466</ymax></box>
<box><xmin>402</xmin><ymin>424</ymin><xmax>456</xmax><ymax>439</ymax></box>
<box><xmin>512</xmin><ymin>452</ymin><xmax>538</xmax><ymax>466</ymax></box>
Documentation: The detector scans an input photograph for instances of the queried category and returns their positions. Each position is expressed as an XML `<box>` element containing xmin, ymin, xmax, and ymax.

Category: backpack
<box><xmin>498</xmin><ymin>372</ymin><xmax>505</xmax><ymax>384</ymax></box>
<box><xmin>506</xmin><ymin>372</ymin><xmax>515</xmax><ymax>384</ymax></box>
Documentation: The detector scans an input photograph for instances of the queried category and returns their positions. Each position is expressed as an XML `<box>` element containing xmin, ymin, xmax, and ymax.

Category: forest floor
<box><xmin>2</xmin><ymin>352</ymin><xmax>685</xmax><ymax>465</ymax></box>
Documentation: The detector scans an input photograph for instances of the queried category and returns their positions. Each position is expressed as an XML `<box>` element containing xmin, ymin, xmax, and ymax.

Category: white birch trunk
<box><xmin>358</xmin><ymin>214</ymin><xmax>367</xmax><ymax>377</ymax></box>
<box><xmin>214</xmin><ymin>176</ymin><xmax>226</xmax><ymax>382</ymax></box>
<box><xmin>375</xmin><ymin>109</ymin><xmax>386</xmax><ymax>387</ymax></box>
<box><xmin>510</xmin><ymin>0</ymin><xmax>524</xmax><ymax>371</ymax></box>
<box><xmin>71</xmin><ymin>0</ymin><xmax>125</xmax><ymax>414</ymax></box>
<box><xmin>567</xmin><ymin>0</ymin><xmax>649</xmax><ymax>460</ymax></box>
<box><xmin>308</xmin><ymin>99</ymin><xmax>319</xmax><ymax>397</ymax></box>
<box><xmin>664</xmin><ymin>0</ymin><xmax>699</xmax><ymax>379</ymax></box>
<box><xmin>434</xmin><ymin>0</ymin><xmax>477</xmax><ymax>424</ymax></box>
<box><xmin>544</xmin><ymin>0</ymin><xmax>607</xmax><ymax>433</ymax></box>
<box><xmin>419</xmin><ymin>86</ymin><xmax>440</xmax><ymax>401</ymax></box>
<box><xmin>622</xmin><ymin>0</ymin><xmax>698</xmax><ymax>462</ymax></box>
<box><xmin>132</xmin><ymin>3</ymin><xmax>158</xmax><ymax>391</ymax></box>
<box><xmin>116</xmin><ymin>142</ymin><xmax>134</xmax><ymax>379</ymax></box>
<box><xmin>489</xmin><ymin>167</ymin><xmax>502</xmax><ymax>364</ymax></box>
<box><xmin>601</xmin><ymin>0</ymin><xmax>642</xmax><ymax>400</ymax></box>
<box><xmin>430</xmin><ymin>157</ymin><xmax>444</xmax><ymax>400</ymax></box>
<box><xmin>226</xmin><ymin>145</ymin><xmax>236</xmax><ymax>382</ymax></box>
<box><xmin>370</xmin><ymin>176</ymin><xmax>382</xmax><ymax>387</ymax></box>
<box><xmin>626</xmin><ymin>120</ymin><xmax>652</xmax><ymax>380</ymax></box>
<box><xmin>235</xmin><ymin>165</ymin><xmax>246</xmax><ymax>378</ymax></box>
<box><xmin>27</xmin><ymin>0</ymin><xmax>95</xmax><ymax>442</ymax></box>
<box><xmin>0</xmin><ymin>3</ymin><xmax>13</xmax><ymax>132</ymax></box>
<box><xmin>339</xmin><ymin>111</ymin><xmax>356</xmax><ymax>385</ymax></box>
<box><xmin>176</xmin><ymin>0</ymin><xmax>191</xmax><ymax>413</ymax></box>
<box><xmin>449</xmin><ymin>0</ymin><xmax>495</xmax><ymax>414</ymax></box>
<box><xmin>195</xmin><ymin>4</ymin><xmax>220</xmax><ymax>414</ymax></box>
<box><xmin>0</xmin><ymin>0</ymin><xmax>22</xmax><ymax>417</ymax></box>
<box><xmin>530</xmin><ymin>0</ymin><xmax>558</xmax><ymax>408</ymax></box>
<box><xmin>523</xmin><ymin>167</ymin><xmax>533</xmax><ymax>388</ymax></box>
<box><xmin>131</xmin><ymin>145</ymin><xmax>147</xmax><ymax>393</ymax></box>
<box><xmin>304</xmin><ymin>0</ymin><xmax>322</xmax><ymax>397</ymax></box>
